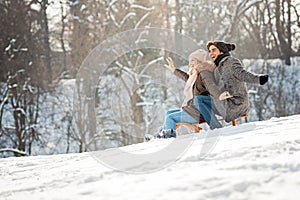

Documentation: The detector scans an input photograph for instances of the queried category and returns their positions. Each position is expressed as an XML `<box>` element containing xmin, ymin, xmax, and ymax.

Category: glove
<box><xmin>164</xmin><ymin>57</ymin><xmax>176</xmax><ymax>72</ymax></box>
<box><xmin>259</xmin><ymin>74</ymin><xmax>269</xmax><ymax>85</ymax></box>
<box><xmin>219</xmin><ymin>91</ymin><xmax>233</xmax><ymax>100</ymax></box>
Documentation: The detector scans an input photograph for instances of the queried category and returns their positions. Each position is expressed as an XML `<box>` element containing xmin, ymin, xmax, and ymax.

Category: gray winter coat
<box><xmin>174</xmin><ymin>69</ymin><xmax>209</xmax><ymax>122</ymax></box>
<box><xmin>201</xmin><ymin>55</ymin><xmax>260</xmax><ymax>122</ymax></box>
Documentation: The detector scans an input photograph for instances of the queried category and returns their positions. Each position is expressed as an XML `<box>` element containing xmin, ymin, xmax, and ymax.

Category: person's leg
<box><xmin>166</xmin><ymin>108</ymin><xmax>181</xmax><ymax>116</ymax></box>
<box><xmin>162</xmin><ymin>109</ymin><xmax>180</xmax><ymax>129</ymax></box>
<box><xmin>164</xmin><ymin>110</ymin><xmax>197</xmax><ymax>130</ymax></box>
<box><xmin>194</xmin><ymin>95</ymin><xmax>222</xmax><ymax>129</ymax></box>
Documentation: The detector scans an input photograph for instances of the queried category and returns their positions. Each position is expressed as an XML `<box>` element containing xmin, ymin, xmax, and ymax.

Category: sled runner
<box><xmin>175</xmin><ymin>114</ymin><xmax>249</xmax><ymax>134</ymax></box>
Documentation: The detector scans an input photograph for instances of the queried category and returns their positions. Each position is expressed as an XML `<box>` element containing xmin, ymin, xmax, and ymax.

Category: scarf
<box><xmin>214</xmin><ymin>52</ymin><xmax>230</xmax><ymax>66</ymax></box>
<box><xmin>181</xmin><ymin>70</ymin><xmax>198</xmax><ymax>108</ymax></box>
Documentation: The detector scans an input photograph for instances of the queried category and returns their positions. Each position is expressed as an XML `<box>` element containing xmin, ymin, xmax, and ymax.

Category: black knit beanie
<box><xmin>206</xmin><ymin>41</ymin><xmax>236</xmax><ymax>53</ymax></box>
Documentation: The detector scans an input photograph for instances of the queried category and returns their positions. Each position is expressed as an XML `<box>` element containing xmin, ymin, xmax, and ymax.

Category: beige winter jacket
<box><xmin>174</xmin><ymin>69</ymin><xmax>209</xmax><ymax>123</ymax></box>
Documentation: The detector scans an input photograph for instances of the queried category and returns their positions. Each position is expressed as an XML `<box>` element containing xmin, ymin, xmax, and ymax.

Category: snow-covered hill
<box><xmin>1</xmin><ymin>115</ymin><xmax>300</xmax><ymax>200</ymax></box>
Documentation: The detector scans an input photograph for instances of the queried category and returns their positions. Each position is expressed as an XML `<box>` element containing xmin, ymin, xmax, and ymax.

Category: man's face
<box><xmin>208</xmin><ymin>45</ymin><xmax>222</xmax><ymax>61</ymax></box>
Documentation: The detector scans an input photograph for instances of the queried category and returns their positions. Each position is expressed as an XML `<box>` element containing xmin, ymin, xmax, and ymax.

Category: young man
<box><xmin>195</xmin><ymin>41</ymin><xmax>269</xmax><ymax>129</ymax></box>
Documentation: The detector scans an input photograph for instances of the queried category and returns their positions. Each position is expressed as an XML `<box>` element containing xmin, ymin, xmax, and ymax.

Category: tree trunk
<box><xmin>286</xmin><ymin>0</ymin><xmax>292</xmax><ymax>65</ymax></box>
<box><xmin>175</xmin><ymin>0</ymin><xmax>183</xmax><ymax>33</ymax></box>
<box><xmin>41</xmin><ymin>0</ymin><xmax>52</xmax><ymax>80</ymax></box>
<box><xmin>275</xmin><ymin>0</ymin><xmax>291</xmax><ymax>65</ymax></box>
<box><xmin>130</xmin><ymin>88</ymin><xmax>144</xmax><ymax>143</ymax></box>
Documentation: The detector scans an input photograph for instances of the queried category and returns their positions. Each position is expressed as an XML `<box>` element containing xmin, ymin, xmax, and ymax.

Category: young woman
<box><xmin>156</xmin><ymin>49</ymin><xmax>209</xmax><ymax>138</ymax></box>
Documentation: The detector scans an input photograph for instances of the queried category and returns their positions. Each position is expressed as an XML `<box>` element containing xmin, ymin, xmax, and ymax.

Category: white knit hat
<box><xmin>188</xmin><ymin>49</ymin><xmax>207</xmax><ymax>62</ymax></box>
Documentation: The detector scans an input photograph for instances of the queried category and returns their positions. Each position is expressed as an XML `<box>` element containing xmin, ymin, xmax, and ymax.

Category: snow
<box><xmin>131</xmin><ymin>4</ymin><xmax>154</xmax><ymax>11</ymax></box>
<box><xmin>1</xmin><ymin>114</ymin><xmax>300</xmax><ymax>200</ymax></box>
<box><xmin>0</xmin><ymin>148</ymin><xmax>28</xmax><ymax>156</ymax></box>
<box><xmin>134</xmin><ymin>12</ymin><xmax>150</xmax><ymax>29</ymax></box>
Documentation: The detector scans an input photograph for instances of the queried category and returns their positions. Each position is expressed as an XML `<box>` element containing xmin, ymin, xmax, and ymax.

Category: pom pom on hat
<box><xmin>189</xmin><ymin>49</ymin><xmax>207</xmax><ymax>62</ymax></box>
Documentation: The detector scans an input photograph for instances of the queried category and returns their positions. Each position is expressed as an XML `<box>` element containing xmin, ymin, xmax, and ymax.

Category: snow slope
<box><xmin>1</xmin><ymin>115</ymin><xmax>300</xmax><ymax>200</ymax></box>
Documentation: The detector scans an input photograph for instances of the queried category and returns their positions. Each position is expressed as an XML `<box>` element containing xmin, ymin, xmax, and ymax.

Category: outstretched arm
<box><xmin>231</xmin><ymin>60</ymin><xmax>268</xmax><ymax>85</ymax></box>
<box><xmin>164</xmin><ymin>57</ymin><xmax>189</xmax><ymax>81</ymax></box>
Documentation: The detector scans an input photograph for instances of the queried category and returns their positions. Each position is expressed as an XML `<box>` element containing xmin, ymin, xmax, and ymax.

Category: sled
<box><xmin>175</xmin><ymin>122</ymin><xmax>203</xmax><ymax>133</ymax></box>
<box><xmin>231</xmin><ymin>114</ymin><xmax>249</xmax><ymax>126</ymax></box>
<box><xmin>175</xmin><ymin>114</ymin><xmax>249</xmax><ymax>134</ymax></box>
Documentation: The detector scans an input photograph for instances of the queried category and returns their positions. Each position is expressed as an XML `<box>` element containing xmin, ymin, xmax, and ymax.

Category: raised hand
<box><xmin>164</xmin><ymin>57</ymin><xmax>176</xmax><ymax>72</ymax></box>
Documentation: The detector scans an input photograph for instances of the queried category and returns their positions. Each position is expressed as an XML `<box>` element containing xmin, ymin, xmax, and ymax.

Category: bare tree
<box><xmin>68</xmin><ymin>0</ymin><xmax>166</xmax><ymax>149</ymax></box>
<box><xmin>39</xmin><ymin>0</ymin><xmax>52</xmax><ymax>80</ymax></box>
<box><xmin>0</xmin><ymin>0</ymin><xmax>51</xmax><ymax>156</ymax></box>
<box><xmin>275</xmin><ymin>0</ymin><xmax>293</xmax><ymax>65</ymax></box>
<box><xmin>1</xmin><ymin>71</ymin><xmax>40</xmax><ymax>156</ymax></box>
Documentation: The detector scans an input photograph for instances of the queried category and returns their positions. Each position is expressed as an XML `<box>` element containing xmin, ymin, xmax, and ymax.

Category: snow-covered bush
<box><xmin>243</xmin><ymin>57</ymin><xmax>300</xmax><ymax>121</ymax></box>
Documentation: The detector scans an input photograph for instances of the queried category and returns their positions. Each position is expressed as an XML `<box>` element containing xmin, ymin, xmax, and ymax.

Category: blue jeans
<box><xmin>163</xmin><ymin>109</ymin><xmax>197</xmax><ymax>130</ymax></box>
<box><xmin>194</xmin><ymin>95</ymin><xmax>222</xmax><ymax>129</ymax></box>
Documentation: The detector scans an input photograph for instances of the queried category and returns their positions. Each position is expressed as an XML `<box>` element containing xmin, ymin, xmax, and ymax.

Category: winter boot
<box><xmin>159</xmin><ymin>129</ymin><xmax>176</xmax><ymax>138</ymax></box>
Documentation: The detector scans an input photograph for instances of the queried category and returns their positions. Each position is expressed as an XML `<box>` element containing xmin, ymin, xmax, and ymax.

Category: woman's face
<box><xmin>188</xmin><ymin>58</ymin><xmax>199</xmax><ymax>75</ymax></box>
<box><xmin>189</xmin><ymin>57</ymin><xmax>198</xmax><ymax>68</ymax></box>
<box><xmin>208</xmin><ymin>45</ymin><xmax>222</xmax><ymax>61</ymax></box>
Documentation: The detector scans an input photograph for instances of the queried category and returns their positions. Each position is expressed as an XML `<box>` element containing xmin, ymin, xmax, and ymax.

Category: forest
<box><xmin>0</xmin><ymin>0</ymin><xmax>299</xmax><ymax>157</ymax></box>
